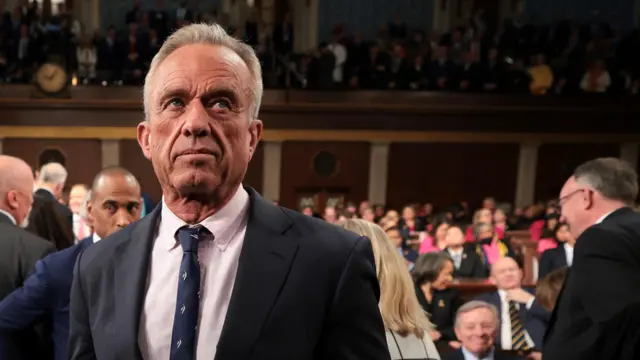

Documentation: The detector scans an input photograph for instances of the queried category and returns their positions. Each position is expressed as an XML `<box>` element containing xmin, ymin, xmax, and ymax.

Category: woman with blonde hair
<box><xmin>339</xmin><ymin>218</ymin><xmax>440</xmax><ymax>360</ymax></box>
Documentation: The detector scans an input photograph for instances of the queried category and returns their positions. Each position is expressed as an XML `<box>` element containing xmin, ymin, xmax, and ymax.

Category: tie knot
<box><xmin>176</xmin><ymin>225</ymin><xmax>208</xmax><ymax>253</ymax></box>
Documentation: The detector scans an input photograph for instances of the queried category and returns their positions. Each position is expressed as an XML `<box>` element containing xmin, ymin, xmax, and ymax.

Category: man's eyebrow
<box><xmin>157</xmin><ymin>88</ymin><xmax>191</xmax><ymax>104</ymax></box>
<box><xmin>156</xmin><ymin>87</ymin><xmax>241</xmax><ymax>104</ymax></box>
<box><xmin>200</xmin><ymin>88</ymin><xmax>240</xmax><ymax>103</ymax></box>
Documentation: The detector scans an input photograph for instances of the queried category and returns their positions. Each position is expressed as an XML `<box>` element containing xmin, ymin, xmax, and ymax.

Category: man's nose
<box><xmin>182</xmin><ymin>102</ymin><xmax>211</xmax><ymax>138</ymax></box>
<box><xmin>115</xmin><ymin>210</ymin><xmax>133</xmax><ymax>228</ymax></box>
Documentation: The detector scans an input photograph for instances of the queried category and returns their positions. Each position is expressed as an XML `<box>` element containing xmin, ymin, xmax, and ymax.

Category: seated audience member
<box><xmin>466</xmin><ymin>208</ymin><xmax>494</xmax><ymax>241</ymax></box>
<box><xmin>528</xmin><ymin>53</ymin><xmax>553</xmax><ymax>95</ymax></box>
<box><xmin>362</xmin><ymin>207</ymin><xmax>376</xmax><ymax>223</ymax></box>
<box><xmin>323</xmin><ymin>206</ymin><xmax>337</xmax><ymax>223</ymax></box>
<box><xmin>340</xmin><ymin>219</ymin><xmax>441</xmax><ymax>360</ymax></box>
<box><xmin>399</xmin><ymin>205</ymin><xmax>426</xmax><ymax>241</ymax></box>
<box><xmin>420</xmin><ymin>216</ymin><xmax>451</xmax><ymax>253</ymax></box>
<box><xmin>493</xmin><ymin>208</ymin><xmax>509</xmax><ymax>239</ymax></box>
<box><xmin>413</xmin><ymin>252</ymin><xmax>463</xmax><ymax>348</ymax></box>
<box><xmin>538</xmin><ymin>222</ymin><xmax>575</xmax><ymax>279</ymax></box>
<box><xmin>443</xmin><ymin>301</ymin><xmax>522</xmax><ymax>360</ymax></box>
<box><xmin>387</xmin><ymin>226</ymin><xmax>419</xmax><ymax>270</ymax></box>
<box><xmin>536</xmin><ymin>267</ymin><xmax>568</xmax><ymax>312</ymax></box>
<box><xmin>580</xmin><ymin>59</ymin><xmax>611</xmax><ymax>93</ymax></box>
<box><xmin>539</xmin><ymin>213</ymin><xmax>560</xmax><ymax>240</ymax></box>
<box><xmin>0</xmin><ymin>166</ymin><xmax>142</xmax><ymax>360</ymax></box>
<box><xmin>476</xmin><ymin>257</ymin><xmax>549</xmax><ymax>351</ymax></box>
<box><xmin>474</xmin><ymin>222</ymin><xmax>515</xmax><ymax>267</ymax></box>
<box><xmin>444</xmin><ymin>224</ymin><xmax>487</xmax><ymax>279</ymax></box>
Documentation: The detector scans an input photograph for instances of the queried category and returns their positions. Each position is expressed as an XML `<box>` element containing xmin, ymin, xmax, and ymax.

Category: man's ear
<box><xmin>85</xmin><ymin>200</ymin><xmax>95</xmax><ymax>226</ymax></box>
<box><xmin>137</xmin><ymin>121</ymin><xmax>152</xmax><ymax>160</ymax></box>
<box><xmin>247</xmin><ymin>119</ymin><xmax>263</xmax><ymax>161</ymax></box>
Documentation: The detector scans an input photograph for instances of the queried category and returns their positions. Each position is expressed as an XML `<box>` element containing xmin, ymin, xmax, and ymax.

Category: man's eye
<box><xmin>169</xmin><ymin>98</ymin><xmax>185</xmax><ymax>107</ymax></box>
<box><xmin>210</xmin><ymin>100</ymin><xmax>230</xmax><ymax>109</ymax></box>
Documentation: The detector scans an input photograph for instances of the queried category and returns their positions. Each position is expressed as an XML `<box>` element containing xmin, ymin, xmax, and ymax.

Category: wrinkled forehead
<box><xmin>460</xmin><ymin>308</ymin><xmax>497</xmax><ymax>326</ymax></box>
<box><xmin>150</xmin><ymin>44</ymin><xmax>253</xmax><ymax>107</ymax></box>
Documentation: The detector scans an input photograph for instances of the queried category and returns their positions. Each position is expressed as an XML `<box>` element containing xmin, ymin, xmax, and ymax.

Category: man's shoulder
<box><xmin>78</xmin><ymin>222</ymin><xmax>138</xmax><ymax>269</ymax></box>
<box><xmin>5</xmin><ymin>224</ymin><xmax>52</xmax><ymax>249</ymax></box>
<box><xmin>278</xmin><ymin>207</ymin><xmax>364</xmax><ymax>251</ymax></box>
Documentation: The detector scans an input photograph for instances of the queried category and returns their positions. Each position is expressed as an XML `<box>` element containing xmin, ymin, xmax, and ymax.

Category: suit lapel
<box><xmin>459</xmin><ymin>249</ymin><xmax>471</xmax><ymax>274</ymax></box>
<box><xmin>113</xmin><ymin>205</ymin><xmax>161</xmax><ymax>359</ymax></box>
<box><xmin>216</xmin><ymin>188</ymin><xmax>298</xmax><ymax>359</ymax></box>
<box><xmin>557</xmin><ymin>245</ymin><xmax>568</xmax><ymax>267</ymax></box>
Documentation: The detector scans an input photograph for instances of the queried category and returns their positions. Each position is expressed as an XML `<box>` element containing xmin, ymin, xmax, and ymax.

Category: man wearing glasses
<box><xmin>543</xmin><ymin>157</ymin><xmax>640</xmax><ymax>360</ymax></box>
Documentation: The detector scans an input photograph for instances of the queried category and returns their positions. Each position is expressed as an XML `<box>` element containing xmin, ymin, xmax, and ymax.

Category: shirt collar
<box><xmin>92</xmin><ymin>232</ymin><xmax>102</xmax><ymax>243</ymax></box>
<box><xmin>0</xmin><ymin>210</ymin><xmax>17</xmax><ymax>225</ymax></box>
<box><xmin>159</xmin><ymin>186</ymin><xmax>250</xmax><ymax>251</ymax></box>
<box><xmin>462</xmin><ymin>346</ymin><xmax>494</xmax><ymax>360</ymax></box>
<box><xmin>595</xmin><ymin>210</ymin><xmax>614</xmax><ymax>224</ymax></box>
<box><xmin>563</xmin><ymin>242</ymin><xmax>574</xmax><ymax>251</ymax></box>
<box><xmin>497</xmin><ymin>289</ymin><xmax>507</xmax><ymax>302</ymax></box>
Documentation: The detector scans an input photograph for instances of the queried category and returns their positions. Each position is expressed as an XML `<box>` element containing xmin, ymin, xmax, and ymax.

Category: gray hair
<box><xmin>473</xmin><ymin>222</ymin><xmax>493</xmax><ymax>239</ymax></box>
<box><xmin>574</xmin><ymin>157</ymin><xmax>638</xmax><ymax>206</ymax></box>
<box><xmin>38</xmin><ymin>162</ymin><xmax>67</xmax><ymax>185</ymax></box>
<box><xmin>454</xmin><ymin>300</ymin><xmax>500</xmax><ymax>329</ymax></box>
<box><xmin>143</xmin><ymin>23</ymin><xmax>263</xmax><ymax>121</ymax></box>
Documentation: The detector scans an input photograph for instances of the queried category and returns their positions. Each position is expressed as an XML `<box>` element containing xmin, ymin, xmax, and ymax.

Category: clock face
<box><xmin>35</xmin><ymin>63</ymin><xmax>68</xmax><ymax>94</ymax></box>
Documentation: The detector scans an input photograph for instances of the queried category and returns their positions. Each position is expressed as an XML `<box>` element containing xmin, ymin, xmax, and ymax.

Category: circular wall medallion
<box><xmin>312</xmin><ymin>150</ymin><xmax>339</xmax><ymax>178</ymax></box>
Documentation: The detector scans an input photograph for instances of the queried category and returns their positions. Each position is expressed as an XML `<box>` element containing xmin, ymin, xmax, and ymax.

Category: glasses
<box><xmin>552</xmin><ymin>189</ymin><xmax>587</xmax><ymax>209</ymax></box>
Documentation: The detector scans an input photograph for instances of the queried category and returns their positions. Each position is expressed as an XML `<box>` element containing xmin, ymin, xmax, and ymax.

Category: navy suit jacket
<box><xmin>68</xmin><ymin>187</ymin><xmax>389</xmax><ymax>360</ymax></box>
<box><xmin>0</xmin><ymin>236</ymin><xmax>93</xmax><ymax>360</ymax></box>
<box><xmin>476</xmin><ymin>291</ymin><xmax>550</xmax><ymax>350</ymax></box>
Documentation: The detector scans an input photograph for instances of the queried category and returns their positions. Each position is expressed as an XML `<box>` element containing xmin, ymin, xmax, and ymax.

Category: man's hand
<box><xmin>448</xmin><ymin>341</ymin><xmax>462</xmax><ymax>349</ymax></box>
<box><xmin>429</xmin><ymin>330</ymin><xmax>442</xmax><ymax>341</ymax></box>
<box><xmin>506</xmin><ymin>288</ymin><xmax>535</xmax><ymax>304</ymax></box>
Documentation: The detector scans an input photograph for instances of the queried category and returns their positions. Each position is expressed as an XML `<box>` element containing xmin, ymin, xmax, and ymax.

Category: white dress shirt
<box><xmin>138</xmin><ymin>186</ymin><xmax>250</xmax><ymax>360</ymax></box>
<box><xmin>563</xmin><ymin>243</ymin><xmax>574</xmax><ymax>266</ymax></box>
<box><xmin>448</xmin><ymin>248</ymin><xmax>464</xmax><ymax>269</ymax></box>
<box><xmin>595</xmin><ymin>211</ymin><xmax>614</xmax><ymax>224</ymax></box>
<box><xmin>92</xmin><ymin>232</ymin><xmax>102</xmax><ymax>244</ymax></box>
<box><xmin>461</xmin><ymin>346</ymin><xmax>494</xmax><ymax>360</ymax></box>
<box><xmin>497</xmin><ymin>289</ymin><xmax>534</xmax><ymax>350</ymax></box>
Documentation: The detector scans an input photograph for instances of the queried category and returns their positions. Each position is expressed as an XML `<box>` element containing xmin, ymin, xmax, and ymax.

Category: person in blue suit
<box><xmin>475</xmin><ymin>257</ymin><xmax>549</xmax><ymax>355</ymax></box>
<box><xmin>0</xmin><ymin>166</ymin><xmax>142</xmax><ymax>360</ymax></box>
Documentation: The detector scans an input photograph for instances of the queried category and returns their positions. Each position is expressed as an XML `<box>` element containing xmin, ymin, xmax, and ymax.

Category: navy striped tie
<box><xmin>170</xmin><ymin>225</ymin><xmax>207</xmax><ymax>360</ymax></box>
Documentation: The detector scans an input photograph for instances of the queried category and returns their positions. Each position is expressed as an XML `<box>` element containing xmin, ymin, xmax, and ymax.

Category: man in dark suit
<box><xmin>31</xmin><ymin>162</ymin><xmax>73</xmax><ymax>237</ymax></box>
<box><xmin>476</xmin><ymin>257</ymin><xmax>549</xmax><ymax>351</ymax></box>
<box><xmin>0</xmin><ymin>166</ymin><xmax>142</xmax><ymax>360</ymax></box>
<box><xmin>68</xmin><ymin>23</ymin><xmax>389</xmax><ymax>360</ymax></box>
<box><xmin>0</xmin><ymin>155</ymin><xmax>56</xmax><ymax>360</ymax></box>
<box><xmin>543</xmin><ymin>157</ymin><xmax>640</xmax><ymax>360</ymax></box>
<box><xmin>443</xmin><ymin>300</ymin><xmax>523</xmax><ymax>360</ymax></box>
<box><xmin>537</xmin><ymin>223</ymin><xmax>575</xmax><ymax>280</ymax></box>
<box><xmin>445</xmin><ymin>224</ymin><xmax>487</xmax><ymax>279</ymax></box>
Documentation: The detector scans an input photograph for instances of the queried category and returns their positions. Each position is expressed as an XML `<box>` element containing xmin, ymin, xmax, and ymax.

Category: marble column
<box><xmin>101</xmin><ymin>139</ymin><xmax>120</xmax><ymax>168</ymax></box>
<box><xmin>515</xmin><ymin>143</ymin><xmax>539</xmax><ymax>208</ymax></box>
<box><xmin>262</xmin><ymin>141</ymin><xmax>282</xmax><ymax>202</ymax></box>
<box><xmin>368</xmin><ymin>142</ymin><xmax>390</xmax><ymax>205</ymax></box>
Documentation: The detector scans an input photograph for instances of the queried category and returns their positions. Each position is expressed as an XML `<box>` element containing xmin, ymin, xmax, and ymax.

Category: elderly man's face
<box><xmin>138</xmin><ymin>44</ymin><xmax>262</xmax><ymax>199</ymax></box>
<box><xmin>455</xmin><ymin>307</ymin><xmax>498</xmax><ymax>355</ymax></box>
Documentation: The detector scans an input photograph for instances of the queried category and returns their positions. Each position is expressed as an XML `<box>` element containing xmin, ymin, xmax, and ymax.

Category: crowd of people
<box><xmin>2</xmin><ymin>1</ymin><xmax>639</xmax><ymax>94</ymax></box>
<box><xmin>303</xmin><ymin>13</ymin><xmax>640</xmax><ymax>94</ymax></box>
